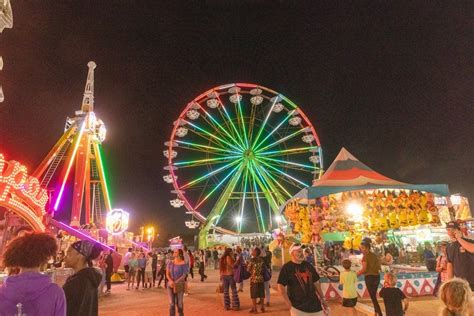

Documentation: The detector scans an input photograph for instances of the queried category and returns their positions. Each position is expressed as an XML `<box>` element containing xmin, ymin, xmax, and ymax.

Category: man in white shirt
<box><xmin>123</xmin><ymin>248</ymin><xmax>133</xmax><ymax>281</ymax></box>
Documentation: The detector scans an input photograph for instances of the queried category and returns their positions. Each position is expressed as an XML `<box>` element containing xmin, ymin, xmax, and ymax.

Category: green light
<box><xmin>253</xmin><ymin>110</ymin><xmax>294</xmax><ymax>152</ymax></box>
<box><xmin>175</xmin><ymin>140</ymin><xmax>240</xmax><ymax>155</ymax></box>
<box><xmin>173</xmin><ymin>155</ymin><xmax>242</xmax><ymax>167</ymax></box>
<box><xmin>256</xmin><ymin>126</ymin><xmax>308</xmax><ymax>153</ymax></box>
<box><xmin>216</xmin><ymin>96</ymin><xmax>247</xmax><ymax>149</ymax></box>
<box><xmin>236</xmin><ymin>96</ymin><xmax>249</xmax><ymax>149</ymax></box>
<box><xmin>258</xmin><ymin>146</ymin><xmax>319</xmax><ymax>157</ymax></box>
<box><xmin>185</xmin><ymin>120</ymin><xmax>243</xmax><ymax>152</ymax></box>
<box><xmin>195</xmin><ymin>161</ymin><xmax>243</xmax><ymax>210</ymax></box>
<box><xmin>198</xmin><ymin>106</ymin><xmax>245</xmax><ymax>151</ymax></box>
<box><xmin>179</xmin><ymin>158</ymin><xmax>242</xmax><ymax>190</ymax></box>
<box><xmin>258</xmin><ymin>156</ymin><xmax>317</xmax><ymax>170</ymax></box>
<box><xmin>96</xmin><ymin>144</ymin><xmax>112</xmax><ymax>209</ymax></box>
<box><xmin>256</xmin><ymin>157</ymin><xmax>308</xmax><ymax>187</ymax></box>
<box><xmin>249</xmin><ymin>97</ymin><xmax>279</xmax><ymax>150</ymax></box>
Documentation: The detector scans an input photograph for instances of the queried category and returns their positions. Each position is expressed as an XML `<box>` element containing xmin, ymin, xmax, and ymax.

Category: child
<box><xmin>379</xmin><ymin>272</ymin><xmax>409</xmax><ymax>316</ymax></box>
<box><xmin>339</xmin><ymin>259</ymin><xmax>358</xmax><ymax>316</ymax></box>
<box><xmin>438</xmin><ymin>278</ymin><xmax>474</xmax><ymax>316</ymax></box>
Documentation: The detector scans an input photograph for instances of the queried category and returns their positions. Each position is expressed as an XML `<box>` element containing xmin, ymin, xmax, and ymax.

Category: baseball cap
<box><xmin>446</xmin><ymin>221</ymin><xmax>460</xmax><ymax>230</ymax></box>
<box><xmin>289</xmin><ymin>243</ymin><xmax>302</xmax><ymax>254</ymax></box>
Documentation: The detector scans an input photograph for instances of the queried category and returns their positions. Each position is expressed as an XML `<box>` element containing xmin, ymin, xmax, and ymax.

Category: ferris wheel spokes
<box><xmin>174</xmin><ymin>140</ymin><xmax>240</xmax><ymax>155</ymax></box>
<box><xmin>253</xmin><ymin>110</ymin><xmax>296</xmax><ymax>152</ymax></box>
<box><xmin>178</xmin><ymin>158</ymin><xmax>242</xmax><ymax>191</ymax></box>
<box><xmin>255</xmin><ymin>126</ymin><xmax>311</xmax><ymax>154</ymax></box>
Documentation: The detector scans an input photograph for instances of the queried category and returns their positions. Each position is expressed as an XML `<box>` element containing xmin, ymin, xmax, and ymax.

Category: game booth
<box><xmin>279</xmin><ymin>148</ymin><xmax>472</xmax><ymax>301</ymax></box>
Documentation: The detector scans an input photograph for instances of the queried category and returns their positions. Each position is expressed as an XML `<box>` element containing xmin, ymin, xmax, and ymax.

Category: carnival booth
<box><xmin>282</xmin><ymin>148</ymin><xmax>471</xmax><ymax>300</ymax></box>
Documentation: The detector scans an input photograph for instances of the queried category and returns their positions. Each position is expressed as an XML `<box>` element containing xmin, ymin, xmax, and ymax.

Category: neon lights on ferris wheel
<box><xmin>165</xmin><ymin>83</ymin><xmax>323</xmax><ymax>235</ymax></box>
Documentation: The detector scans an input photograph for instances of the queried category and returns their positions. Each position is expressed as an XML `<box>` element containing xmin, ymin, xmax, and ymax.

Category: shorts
<box><xmin>342</xmin><ymin>297</ymin><xmax>357</xmax><ymax>307</ymax></box>
<box><xmin>250</xmin><ymin>282</ymin><xmax>265</xmax><ymax>299</ymax></box>
<box><xmin>124</xmin><ymin>265</ymin><xmax>130</xmax><ymax>273</ymax></box>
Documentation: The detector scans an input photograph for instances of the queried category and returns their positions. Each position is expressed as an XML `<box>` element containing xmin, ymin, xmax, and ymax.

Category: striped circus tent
<box><xmin>279</xmin><ymin>148</ymin><xmax>449</xmax><ymax>212</ymax></box>
<box><xmin>307</xmin><ymin>147</ymin><xmax>449</xmax><ymax>198</ymax></box>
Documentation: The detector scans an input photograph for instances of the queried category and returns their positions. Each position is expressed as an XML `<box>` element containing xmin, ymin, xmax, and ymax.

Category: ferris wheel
<box><xmin>164</xmin><ymin>83</ymin><xmax>323</xmax><ymax>243</ymax></box>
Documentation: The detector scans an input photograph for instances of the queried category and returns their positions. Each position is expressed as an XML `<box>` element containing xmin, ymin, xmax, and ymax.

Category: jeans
<box><xmin>105</xmin><ymin>269</ymin><xmax>112</xmax><ymax>291</ymax></box>
<box><xmin>264</xmin><ymin>281</ymin><xmax>270</xmax><ymax>304</ymax></box>
<box><xmin>365</xmin><ymin>274</ymin><xmax>382</xmax><ymax>316</ymax></box>
<box><xmin>222</xmin><ymin>275</ymin><xmax>240</xmax><ymax>309</ymax></box>
<box><xmin>167</xmin><ymin>286</ymin><xmax>184</xmax><ymax>316</ymax></box>
<box><xmin>137</xmin><ymin>269</ymin><xmax>145</xmax><ymax>288</ymax></box>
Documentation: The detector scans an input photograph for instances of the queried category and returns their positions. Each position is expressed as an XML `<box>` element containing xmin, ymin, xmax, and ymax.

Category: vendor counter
<box><xmin>319</xmin><ymin>270</ymin><xmax>438</xmax><ymax>301</ymax></box>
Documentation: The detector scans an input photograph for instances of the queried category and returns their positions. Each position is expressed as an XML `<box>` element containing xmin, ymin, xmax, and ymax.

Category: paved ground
<box><xmin>99</xmin><ymin>268</ymin><xmax>442</xmax><ymax>316</ymax></box>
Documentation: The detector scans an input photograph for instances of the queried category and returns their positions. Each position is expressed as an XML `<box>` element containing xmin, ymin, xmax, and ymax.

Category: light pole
<box><xmin>146</xmin><ymin>226</ymin><xmax>155</xmax><ymax>250</ymax></box>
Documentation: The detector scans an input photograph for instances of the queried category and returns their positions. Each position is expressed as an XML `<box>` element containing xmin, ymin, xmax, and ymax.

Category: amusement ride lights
<box><xmin>33</xmin><ymin>62</ymin><xmax>112</xmax><ymax>226</ymax></box>
<box><xmin>164</xmin><ymin>83</ymin><xmax>324</xmax><ymax>248</ymax></box>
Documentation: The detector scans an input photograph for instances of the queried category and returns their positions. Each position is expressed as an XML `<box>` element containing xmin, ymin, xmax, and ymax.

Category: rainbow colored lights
<box><xmin>166</xmin><ymin>83</ymin><xmax>323</xmax><ymax>241</ymax></box>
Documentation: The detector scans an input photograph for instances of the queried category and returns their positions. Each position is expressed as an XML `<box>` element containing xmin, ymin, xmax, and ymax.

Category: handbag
<box><xmin>240</xmin><ymin>264</ymin><xmax>250</xmax><ymax>281</ymax></box>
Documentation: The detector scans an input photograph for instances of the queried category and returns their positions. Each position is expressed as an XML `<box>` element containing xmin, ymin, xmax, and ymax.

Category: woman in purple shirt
<box><xmin>0</xmin><ymin>233</ymin><xmax>66</xmax><ymax>316</ymax></box>
<box><xmin>166</xmin><ymin>249</ymin><xmax>189</xmax><ymax>316</ymax></box>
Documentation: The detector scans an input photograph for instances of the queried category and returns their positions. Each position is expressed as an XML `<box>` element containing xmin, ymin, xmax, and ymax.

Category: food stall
<box><xmin>281</xmin><ymin>148</ymin><xmax>471</xmax><ymax>300</ymax></box>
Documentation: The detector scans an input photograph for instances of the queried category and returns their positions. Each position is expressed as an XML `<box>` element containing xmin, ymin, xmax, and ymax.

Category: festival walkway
<box><xmin>99</xmin><ymin>268</ymin><xmax>442</xmax><ymax>316</ymax></box>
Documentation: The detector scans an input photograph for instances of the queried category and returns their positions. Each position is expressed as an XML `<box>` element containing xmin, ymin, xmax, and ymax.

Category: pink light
<box><xmin>54</xmin><ymin>220</ymin><xmax>115</xmax><ymax>252</ymax></box>
<box><xmin>54</xmin><ymin>122</ymin><xmax>86</xmax><ymax>211</ymax></box>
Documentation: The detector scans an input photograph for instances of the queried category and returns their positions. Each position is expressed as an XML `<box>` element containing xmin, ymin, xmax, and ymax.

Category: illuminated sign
<box><xmin>0</xmin><ymin>154</ymin><xmax>46</xmax><ymax>231</ymax></box>
<box><xmin>106</xmin><ymin>209</ymin><xmax>129</xmax><ymax>235</ymax></box>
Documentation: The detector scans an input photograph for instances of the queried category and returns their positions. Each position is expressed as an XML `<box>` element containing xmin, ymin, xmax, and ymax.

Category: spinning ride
<box><xmin>164</xmin><ymin>83</ymin><xmax>323</xmax><ymax>247</ymax></box>
<box><xmin>33</xmin><ymin>62</ymin><xmax>111</xmax><ymax>226</ymax></box>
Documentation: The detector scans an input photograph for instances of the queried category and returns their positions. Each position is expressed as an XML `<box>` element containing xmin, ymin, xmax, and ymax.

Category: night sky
<box><xmin>1</xmin><ymin>1</ymin><xmax>473</xmax><ymax>241</ymax></box>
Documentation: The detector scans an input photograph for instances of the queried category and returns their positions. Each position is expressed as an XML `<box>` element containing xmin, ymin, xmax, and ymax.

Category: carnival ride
<box><xmin>32</xmin><ymin>62</ymin><xmax>111</xmax><ymax>227</ymax></box>
<box><xmin>164</xmin><ymin>83</ymin><xmax>323</xmax><ymax>247</ymax></box>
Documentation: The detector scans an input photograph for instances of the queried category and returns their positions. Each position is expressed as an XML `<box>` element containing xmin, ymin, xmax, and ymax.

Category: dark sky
<box><xmin>1</xmin><ymin>1</ymin><xmax>473</xmax><ymax>239</ymax></box>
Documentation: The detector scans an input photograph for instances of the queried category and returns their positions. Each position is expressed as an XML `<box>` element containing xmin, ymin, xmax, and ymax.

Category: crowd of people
<box><xmin>0</xmin><ymin>218</ymin><xmax>473</xmax><ymax>316</ymax></box>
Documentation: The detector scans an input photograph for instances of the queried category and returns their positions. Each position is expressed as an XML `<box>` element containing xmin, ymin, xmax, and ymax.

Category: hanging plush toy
<box><xmin>407</xmin><ymin>191</ymin><xmax>419</xmax><ymax>226</ymax></box>
<box><xmin>396</xmin><ymin>191</ymin><xmax>409</xmax><ymax>226</ymax></box>
<box><xmin>417</xmin><ymin>193</ymin><xmax>430</xmax><ymax>225</ymax></box>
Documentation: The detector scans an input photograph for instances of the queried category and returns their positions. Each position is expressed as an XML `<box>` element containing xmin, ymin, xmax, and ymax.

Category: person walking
<box><xmin>0</xmin><ymin>232</ymin><xmax>66</xmax><ymax>315</ymax></box>
<box><xmin>198</xmin><ymin>249</ymin><xmax>207</xmax><ymax>282</ymax></box>
<box><xmin>188</xmin><ymin>249</ymin><xmax>194</xmax><ymax>279</ymax></box>
<box><xmin>278</xmin><ymin>243</ymin><xmax>327</xmax><ymax>316</ymax></box>
<box><xmin>220</xmin><ymin>248</ymin><xmax>240</xmax><ymax>311</ymax></box>
<box><xmin>104</xmin><ymin>249</ymin><xmax>113</xmax><ymax>294</ymax></box>
<box><xmin>63</xmin><ymin>240</ymin><xmax>103</xmax><ymax>316</ymax></box>
<box><xmin>212</xmin><ymin>248</ymin><xmax>219</xmax><ymax>270</ymax></box>
<box><xmin>357</xmin><ymin>238</ymin><xmax>383</xmax><ymax>316</ymax></box>
<box><xmin>339</xmin><ymin>259</ymin><xmax>358</xmax><ymax>316</ymax></box>
<box><xmin>157</xmin><ymin>252</ymin><xmax>168</xmax><ymax>288</ymax></box>
<box><xmin>166</xmin><ymin>249</ymin><xmax>189</xmax><ymax>316</ymax></box>
<box><xmin>247</xmin><ymin>247</ymin><xmax>265</xmax><ymax>313</ymax></box>
<box><xmin>379</xmin><ymin>272</ymin><xmax>409</xmax><ymax>316</ymax></box>
<box><xmin>261</xmin><ymin>247</ymin><xmax>272</xmax><ymax>307</ymax></box>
